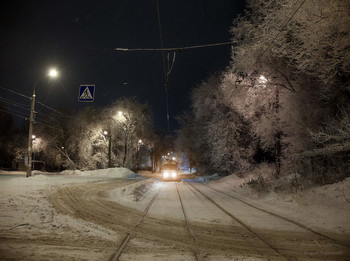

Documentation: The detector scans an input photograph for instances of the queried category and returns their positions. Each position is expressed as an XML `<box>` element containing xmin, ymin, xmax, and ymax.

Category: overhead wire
<box><xmin>1</xmin><ymin>106</ymin><xmax>29</xmax><ymax>118</ymax></box>
<box><xmin>35</xmin><ymin>117</ymin><xmax>59</xmax><ymax>127</ymax></box>
<box><xmin>112</xmin><ymin>41</ymin><xmax>235</xmax><ymax>52</ymax></box>
<box><xmin>0</xmin><ymin>97</ymin><xmax>68</xmax><ymax>125</ymax></box>
<box><xmin>156</xmin><ymin>0</ymin><xmax>167</xmax><ymax>79</ymax></box>
<box><xmin>34</xmin><ymin>119</ymin><xmax>62</xmax><ymax>132</ymax></box>
<box><xmin>0</xmin><ymin>96</ymin><xmax>30</xmax><ymax>111</ymax></box>
<box><xmin>0</xmin><ymin>103</ymin><xmax>63</xmax><ymax>127</ymax></box>
<box><xmin>156</xmin><ymin>0</ymin><xmax>172</xmax><ymax>133</ymax></box>
<box><xmin>0</xmin><ymin>86</ymin><xmax>31</xmax><ymax>99</ymax></box>
<box><xmin>1</xmin><ymin>1</ymin><xmax>307</xmax><ymax>128</ymax></box>
<box><xmin>0</xmin><ymin>108</ymin><xmax>28</xmax><ymax>120</ymax></box>
<box><xmin>35</xmin><ymin>100</ymin><xmax>65</xmax><ymax>116</ymax></box>
<box><xmin>1</xmin><ymin>85</ymin><xmax>69</xmax><ymax>119</ymax></box>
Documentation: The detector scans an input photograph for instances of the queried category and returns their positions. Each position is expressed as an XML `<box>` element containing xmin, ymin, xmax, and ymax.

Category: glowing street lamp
<box><xmin>26</xmin><ymin>68</ymin><xmax>58</xmax><ymax>177</ymax></box>
<box><xmin>102</xmin><ymin>129</ymin><xmax>113</xmax><ymax>168</ymax></box>
<box><xmin>258</xmin><ymin>75</ymin><xmax>268</xmax><ymax>86</ymax></box>
<box><xmin>48</xmin><ymin>68</ymin><xmax>58</xmax><ymax>78</ymax></box>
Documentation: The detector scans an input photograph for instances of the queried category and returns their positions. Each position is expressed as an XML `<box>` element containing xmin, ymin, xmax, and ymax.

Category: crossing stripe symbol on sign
<box><xmin>78</xmin><ymin>85</ymin><xmax>95</xmax><ymax>102</ymax></box>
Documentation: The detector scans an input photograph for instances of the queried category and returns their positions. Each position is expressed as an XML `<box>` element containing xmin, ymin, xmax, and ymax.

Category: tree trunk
<box><xmin>275</xmin><ymin>86</ymin><xmax>281</xmax><ymax>177</ymax></box>
<box><xmin>122</xmin><ymin>133</ymin><xmax>128</xmax><ymax>167</ymax></box>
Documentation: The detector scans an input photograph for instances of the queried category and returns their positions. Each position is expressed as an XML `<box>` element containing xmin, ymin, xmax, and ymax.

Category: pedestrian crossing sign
<box><xmin>78</xmin><ymin>85</ymin><xmax>95</xmax><ymax>102</ymax></box>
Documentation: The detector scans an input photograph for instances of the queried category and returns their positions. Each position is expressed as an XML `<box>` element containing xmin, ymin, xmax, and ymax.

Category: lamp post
<box><xmin>117</xmin><ymin>111</ymin><xmax>130</xmax><ymax>167</ymax></box>
<box><xmin>26</xmin><ymin>68</ymin><xmax>58</xmax><ymax>177</ymax></box>
<box><xmin>103</xmin><ymin>130</ymin><xmax>112</xmax><ymax>168</ymax></box>
<box><xmin>258</xmin><ymin>74</ymin><xmax>281</xmax><ymax>177</ymax></box>
<box><xmin>31</xmin><ymin>135</ymin><xmax>36</xmax><ymax>170</ymax></box>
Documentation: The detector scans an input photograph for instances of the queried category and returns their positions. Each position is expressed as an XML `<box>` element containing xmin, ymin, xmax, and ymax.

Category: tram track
<box><xmin>185</xmin><ymin>181</ymin><xmax>350</xmax><ymax>260</ymax></box>
<box><xmin>110</xmin><ymin>190</ymin><xmax>160</xmax><ymax>261</ymax></box>
<box><xmin>175</xmin><ymin>182</ymin><xmax>284</xmax><ymax>260</ymax></box>
<box><xmin>49</xmin><ymin>180</ymin><xmax>196</xmax><ymax>260</ymax></box>
<box><xmin>203</xmin><ymin>182</ymin><xmax>350</xmax><ymax>248</ymax></box>
<box><xmin>184</xmin><ymin>181</ymin><xmax>292</xmax><ymax>261</ymax></box>
<box><xmin>45</xmin><ymin>178</ymin><xmax>349</xmax><ymax>260</ymax></box>
<box><xmin>175</xmin><ymin>183</ymin><xmax>202</xmax><ymax>261</ymax></box>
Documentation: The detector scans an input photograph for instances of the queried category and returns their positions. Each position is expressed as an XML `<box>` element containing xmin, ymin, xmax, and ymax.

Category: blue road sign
<box><xmin>78</xmin><ymin>85</ymin><xmax>95</xmax><ymax>102</ymax></box>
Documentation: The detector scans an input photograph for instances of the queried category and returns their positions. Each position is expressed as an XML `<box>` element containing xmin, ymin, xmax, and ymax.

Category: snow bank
<box><xmin>189</xmin><ymin>173</ymin><xmax>220</xmax><ymax>183</ymax></box>
<box><xmin>108</xmin><ymin>179</ymin><xmax>159</xmax><ymax>212</ymax></box>
<box><xmin>61</xmin><ymin>167</ymin><xmax>142</xmax><ymax>179</ymax></box>
<box><xmin>212</xmin><ymin>174</ymin><xmax>350</xmax><ymax>234</ymax></box>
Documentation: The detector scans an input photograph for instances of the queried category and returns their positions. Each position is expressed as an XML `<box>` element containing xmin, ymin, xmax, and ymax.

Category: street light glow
<box><xmin>48</xmin><ymin>68</ymin><xmax>58</xmax><ymax>78</ymax></box>
<box><xmin>259</xmin><ymin>75</ymin><xmax>267</xmax><ymax>83</ymax></box>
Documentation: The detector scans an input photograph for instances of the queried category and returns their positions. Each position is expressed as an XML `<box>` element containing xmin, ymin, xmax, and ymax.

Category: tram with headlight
<box><xmin>160</xmin><ymin>156</ymin><xmax>179</xmax><ymax>181</ymax></box>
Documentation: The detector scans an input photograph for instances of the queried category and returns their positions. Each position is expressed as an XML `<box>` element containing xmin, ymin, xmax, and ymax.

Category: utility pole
<box><xmin>108</xmin><ymin>127</ymin><xmax>112</xmax><ymax>168</ymax></box>
<box><xmin>26</xmin><ymin>89</ymin><xmax>36</xmax><ymax>177</ymax></box>
<box><xmin>165</xmin><ymin>80</ymin><xmax>170</xmax><ymax>133</ymax></box>
<box><xmin>26</xmin><ymin>68</ymin><xmax>58</xmax><ymax>177</ymax></box>
<box><xmin>275</xmin><ymin>86</ymin><xmax>281</xmax><ymax>177</ymax></box>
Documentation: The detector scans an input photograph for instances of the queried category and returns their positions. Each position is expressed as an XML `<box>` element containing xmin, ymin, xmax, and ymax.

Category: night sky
<box><xmin>0</xmin><ymin>0</ymin><xmax>246</xmax><ymax>132</ymax></box>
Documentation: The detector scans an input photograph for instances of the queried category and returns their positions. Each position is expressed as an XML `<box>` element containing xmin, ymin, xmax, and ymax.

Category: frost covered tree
<box><xmin>30</xmin><ymin>111</ymin><xmax>74</xmax><ymax>170</ymax></box>
<box><xmin>28</xmin><ymin>97</ymin><xmax>154</xmax><ymax>171</ymax></box>
<box><xmin>176</xmin><ymin>113</ymin><xmax>198</xmax><ymax>172</ymax></box>
<box><xmin>177</xmin><ymin>0</ymin><xmax>349</xmax><ymax>180</ymax></box>
<box><xmin>105</xmin><ymin>97</ymin><xmax>153</xmax><ymax>170</ymax></box>
<box><xmin>220</xmin><ymin>69</ymin><xmax>327</xmax><ymax>176</ymax></box>
<box><xmin>228</xmin><ymin>0</ymin><xmax>350</xmax><ymax>179</ymax></box>
<box><xmin>177</xmin><ymin>76</ymin><xmax>255</xmax><ymax>175</ymax></box>
<box><xmin>231</xmin><ymin>0</ymin><xmax>350</xmax><ymax>88</ymax></box>
<box><xmin>64</xmin><ymin>107</ymin><xmax>106</xmax><ymax>170</ymax></box>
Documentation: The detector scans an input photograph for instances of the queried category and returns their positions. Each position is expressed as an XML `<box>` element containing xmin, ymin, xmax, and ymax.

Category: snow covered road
<box><xmin>0</xmin><ymin>172</ymin><xmax>349</xmax><ymax>260</ymax></box>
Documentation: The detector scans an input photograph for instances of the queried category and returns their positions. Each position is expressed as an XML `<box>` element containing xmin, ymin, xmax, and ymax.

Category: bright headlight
<box><xmin>171</xmin><ymin>171</ymin><xmax>177</xmax><ymax>178</ymax></box>
<box><xmin>163</xmin><ymin>171</ymin><xmax>169</xmax><ymax>178</ymax></box>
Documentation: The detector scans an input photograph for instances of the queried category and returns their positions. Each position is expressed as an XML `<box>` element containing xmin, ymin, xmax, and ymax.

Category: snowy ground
<box><xmin>0</xmin><ymin>168</ymin><xmax>349</xmax><ymax>260</ymax></box>
<box><xmin>210</xmin><ymin>174</ymin><xmax>350</xmax><ymax>236</ymax></box>
<box><xmin>0</xmin><ymin>168</ymin><xmax>142</xmax><ymax>260</ymax></box>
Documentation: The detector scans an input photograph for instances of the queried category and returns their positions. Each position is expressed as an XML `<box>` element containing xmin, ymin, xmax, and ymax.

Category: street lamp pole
<box><xmin>26</xmin><ymin>68</ymin><xmax>58</xmax><ymax>177</ymax></box>
<box><xmin>26</xmin><ymin>83</ymin><xmax>37</xmax><ymax>177</ymax></box>
<box><xmin>108</xmin><ymin>128</ymin><xmax>112</xmax><ymax>168</ymax></box>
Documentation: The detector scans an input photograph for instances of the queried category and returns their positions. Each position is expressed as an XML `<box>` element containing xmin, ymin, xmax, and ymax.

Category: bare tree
<box><xmin>106</xmin><ymin>97</ymin><xmax>153</xmax><ymax>170</ymax></box>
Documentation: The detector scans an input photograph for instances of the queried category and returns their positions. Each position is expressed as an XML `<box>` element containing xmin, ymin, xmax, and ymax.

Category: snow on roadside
<box><xmin>212</xmin><ymin>174</ymin><xmax>350</xmax><ymax>235</ymax></box>
<box><xmin>61</xmin><ymin>167</ymin><xmax>142</xmax><ymax>179</ymax></box>
<box><xmin>0</xmin><ymin>167</ymin><xmax>143</xmax><ymax>260</ymax></box>
<box><xmin>108</xmin><ymin>178</ymin><xmax>160</xmax><ymax>212</ymax></box>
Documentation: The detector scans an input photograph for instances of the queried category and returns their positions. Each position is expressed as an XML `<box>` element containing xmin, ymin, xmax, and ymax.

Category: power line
<box><xmin>35</xmin><ymin>117</ymin><xmax>59</xmax><ymax>127</ymax></box>
<box><xmin>0</xmin><ymin>86</ymin><xmax>31</xmax><ymax>99</ymax></box>
<box><xmin>1</xmin><ymin>106</ymin><xmax>28</xmax><ymax>117</ymax></box>
<box><xmin>1</xmin><ymin>86</ymin><xmax>69</xmax><ymax>117</ymax></box>
<box><xmin>0</xmin><ymin>97</ymin><xmax>70</xmax><ymax>123</ymax></box>
<box><xmin>35</xmin><ymin>119</ymin><xmax>62</xmax><ymax>132</ymax></box>
<box><xmin>36</xmin><ymin>100</ymin><xmax>64</xmax><ymax>115</ymax></box>
<box><xmin>0</xmin><ymin>108</ymin><xmax>28</xmax><ymax>120</ymax></box>
<box><xmin>156</xmin><ymin>0</ymin><xmax>172</xmax><ymax>133</ymax></box>
<box><xmin>156</xmin><ymin>0</ymin><xmax>166</xmax><ymax>79</ymax></box>
<box><xmin>112</xmin><ymin>41</ymin><xmax>235</xmax><ymax>52</ymax></box>
<box><xmin>0</xmin><ymin>96</ymin><xmax>30</xmax><ymax>111</ymax></box>
<box><xmin>0</xmin><ymin>107</ymin><xmax>68</xmax><ymax>130</ymax></box>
